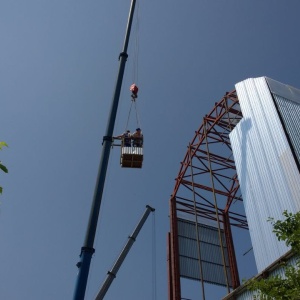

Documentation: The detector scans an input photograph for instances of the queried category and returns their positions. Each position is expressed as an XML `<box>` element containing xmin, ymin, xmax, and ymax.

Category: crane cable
<box><xmin>133</xmin><ymin>99</ymin><xmax>141</xmax><ymax>128</ymax></box>
<box><xmin>125</xmin><ymin>0</ymin><xmax>142</xmax><ymax>131</ymax></box>
<box><xmin>132</xmin><ymin>0</ymin><xmax>140</xmax><ymax>85</ymax></box>
<box><xmin>151</xmin><ymin>209</ymin><xmax>157</xmax><ymax>300</ymax></box>
<box><xmin>124</xmin><ymin>98</ymin><xmax>141</xmax><ymax>131</ymax></box>
<box><xmin>125</xmin><ymin>100</ymin><xmax>134</xmax><ymax>131</ymax></box>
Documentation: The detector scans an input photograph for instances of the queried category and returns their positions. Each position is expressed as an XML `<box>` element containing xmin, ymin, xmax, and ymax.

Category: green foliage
<box><xmin>0</xmin><ymin>141</ymin><xmax>8</xmax><ymax>194</ymax></box>
<box><xmin>0</xmin><ymin>141</ymin><xmax>8</xmax><ymax>150</ymax></box>
<box><xmin>0</xmin><ymin>162</ymin><xmax>8</xmax><ymax>174</ymax></box>
<box><xmin>247</xmin><ymin>211</ymin><xmax>300</xmax><ymax>299</ymax></box>
<box><xmin>269</xmin><ymin>211</ymin><xmax>300</xmax><ymax>254</ymax></box>
<box><xmin>249</xmin><ymin>264</ymin><xmax>300</xmax><ymax>299</ymax></box>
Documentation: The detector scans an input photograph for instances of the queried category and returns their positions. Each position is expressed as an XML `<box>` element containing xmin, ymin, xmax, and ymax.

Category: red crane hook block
<box><xmin>130</xmin><ymin>84</ymin><xmax>139</xmax><ymax>97</ymax></box>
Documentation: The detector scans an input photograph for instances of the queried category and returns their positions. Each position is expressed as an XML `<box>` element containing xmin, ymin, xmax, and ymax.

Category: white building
<box><xmin>229</xmin><ymin>77</ymin><xmax>300</xmax><ymax>272</ymax></box>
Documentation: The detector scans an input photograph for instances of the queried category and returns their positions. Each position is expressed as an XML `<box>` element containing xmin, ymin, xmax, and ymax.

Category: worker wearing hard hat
<box><xmin>114</xmin><ymin>130</ymin><xmax>132</xmax><ymax>147</ymax></box>
<box><xmin>131</xmin><ymin>128</ymin><xmax>143</xmax><ymax>147</ymax></box>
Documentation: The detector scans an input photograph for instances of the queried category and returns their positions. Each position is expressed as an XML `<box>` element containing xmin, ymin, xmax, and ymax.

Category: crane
<box><xmin>73</xmin><ymin>1</ymin><xmax>138</xmax><ymax>299</ymax></box>
<box><xmin>95</xmin><ymin>205</ymin><xmax>155</xmax><ymax>300</ymax></box>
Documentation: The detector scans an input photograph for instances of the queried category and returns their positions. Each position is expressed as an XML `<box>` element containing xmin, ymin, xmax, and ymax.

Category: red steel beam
<box><xmin>168</xmin><ymin>90</ymin><xmax>247</xmax><ymax>299</ymax></box>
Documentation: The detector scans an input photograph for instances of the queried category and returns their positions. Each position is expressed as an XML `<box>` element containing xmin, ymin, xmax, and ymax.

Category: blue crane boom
<box><xmin>73</xmin><ymin>1</ymin><xmax>137</xmax><ymax>299</ymax></box>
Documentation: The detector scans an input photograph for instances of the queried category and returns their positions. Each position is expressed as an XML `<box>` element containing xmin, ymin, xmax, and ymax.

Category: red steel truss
<box><xmin>168</xmin><ymin>90</ymin><xmax>247</xmax><ymax>300</ymax></box>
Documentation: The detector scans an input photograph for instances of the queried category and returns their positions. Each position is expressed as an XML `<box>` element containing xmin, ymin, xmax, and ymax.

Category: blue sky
<box><xmin>1</xmin><ymin>1</ymin><xmax>300</xmax><ymax>299</ymax></box>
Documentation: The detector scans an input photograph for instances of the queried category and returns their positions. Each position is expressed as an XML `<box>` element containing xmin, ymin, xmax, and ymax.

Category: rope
<box><xmin>125</xmin><ymin>0</ymin><xmax>142</xmax><ymax>132</ymax></box>
<box><xmin>133</xmin><ymin>100</ymin><xmax>142</xmax><ymax>129</ymax></box>
<box><xmin>125</xmin><ymin>98</ymin><xmax>142</xmax><ymax>131</ymax></box>
<box><xmin>151</xmin><ymin>210</ymin><xmax>157</xmax><ymax>300</ymax></box>
<box><xmin>124</xmin><ymin>0</ymin><xmax>141</xmax><ymax>132</ymax></box>
<box><xmin>133</xmin><ymin>0</ymin><xmax>141</xmax><ymax>130</ymax></box>
<box><xmin>125</xmin><ymin>100</ymin><xmax>134</xmax><ymax>131</ymax></box>
<box><xmin>132</xmin><ymin>0</ymin><xmax>140</xmax><ymax>84</ymax></box>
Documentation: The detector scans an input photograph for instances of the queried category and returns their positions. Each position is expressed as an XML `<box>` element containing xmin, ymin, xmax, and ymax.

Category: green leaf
<box><xmin>0</xmin><ymin>142</ymin><xmax>8</xmax><ymax>150</ymax></box>
<box><xmin>248</xmin><ymin>211</ymin><xmax>300</xmax><ymax>299</ymax></box>
<box><xmin>0</xmin><ymin>163</ymin><xmax>8</xmax><ymax>173</ymax></box>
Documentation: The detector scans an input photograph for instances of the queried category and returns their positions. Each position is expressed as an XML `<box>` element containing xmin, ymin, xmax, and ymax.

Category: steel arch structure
<box><xmin>168</xmin><ymin>90</ymin><xmax>247</xmax><ymax>300</ymax></box>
